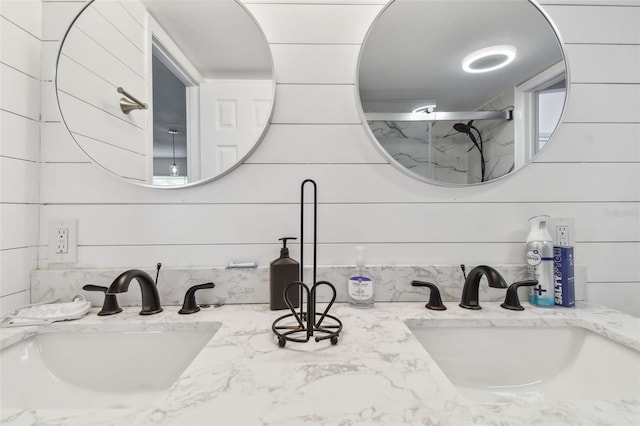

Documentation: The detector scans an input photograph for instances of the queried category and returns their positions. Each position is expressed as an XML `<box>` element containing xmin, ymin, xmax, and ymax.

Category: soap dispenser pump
<box><xmin>270</xmin><ymin>237</ymin><xmax>300</xmax><ymax>310</ymax></box>
<box><xmin>347</xmin><ymin>246</ymin><xmax>375</xmax><ymax>307</ymax></box>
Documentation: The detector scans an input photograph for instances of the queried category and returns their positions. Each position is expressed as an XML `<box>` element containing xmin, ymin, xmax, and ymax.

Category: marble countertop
<box><xmin>1</xmin><ymin>302</ymin><xmax>639</xmax><ymax>426</ymax></box>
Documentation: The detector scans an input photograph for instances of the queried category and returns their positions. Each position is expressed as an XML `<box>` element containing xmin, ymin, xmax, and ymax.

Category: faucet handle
<box><xmin>179</xmin><ymin>282</ymin><xmax>215</xmax><ymax>314</ymax></box>
<box><xmin>500</xmin><ymin>280</ymin><xmax>538</xmax><ymax>311</ymax></box>
<box><xmin>411</xmin><ymin>281</ymin><xmax>447</xmax><ymax>310</ymax></box>
<box><xmin>82</xmin><ymin>284</ymin><xmax>123</xmax><ymax>316</ymax></box>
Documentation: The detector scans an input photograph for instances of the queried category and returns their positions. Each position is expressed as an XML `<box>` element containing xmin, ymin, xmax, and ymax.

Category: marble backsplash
<box><xmin>31</xmin><ymin>264</ymin><xmax>585</xmax><ymax>308</ymax></box>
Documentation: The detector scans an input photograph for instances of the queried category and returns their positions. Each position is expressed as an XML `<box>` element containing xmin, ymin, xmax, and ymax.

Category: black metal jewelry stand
<box><xmin>271</xmin><ymin>179</ymin><xmax>342</xmax><ymax>347</ymax></box>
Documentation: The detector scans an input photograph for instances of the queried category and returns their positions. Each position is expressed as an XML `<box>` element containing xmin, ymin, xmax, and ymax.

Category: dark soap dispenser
<box><xmin>270</xmin><ymin>237</ymin><xmax>300</xmax><ymax>310</ymax></box>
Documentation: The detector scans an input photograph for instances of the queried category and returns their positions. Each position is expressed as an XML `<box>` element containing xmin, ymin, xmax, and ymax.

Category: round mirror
<box><xmin>56</xmin><ymin>0</ymin><xmax>274</xmax><ymax>187</ymax></box>
<box><xmin>357</xmin><ymin>0</ymin><xmax>567</xmax><ymax>185</ymax></box>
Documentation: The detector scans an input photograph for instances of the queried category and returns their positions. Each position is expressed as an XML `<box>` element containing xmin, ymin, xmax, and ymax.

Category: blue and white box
<box><xmin>553</xmin><ymin>246</ymin><xmax>575</xmax><ymax>307</ymax></box>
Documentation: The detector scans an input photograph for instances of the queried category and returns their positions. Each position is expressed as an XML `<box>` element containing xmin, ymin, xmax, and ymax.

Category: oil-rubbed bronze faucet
<box><xmin>411</xmin><ymin>280</ymin><xmax>447</xmax><ymax>310</ymax></box>
<box><xmin>459</xmin><ymin>265</ymin><xmax>507</xmax><ymax>310</ymax></box>
<box><xmin>82</xmin><ymin>284</ymin><xmax>122</xmax><ymax>316</ymax></box>
<box><xmin>106</xmin><ymin>269</ymin><xmax>162</xmax><ymax>315</ymax></box>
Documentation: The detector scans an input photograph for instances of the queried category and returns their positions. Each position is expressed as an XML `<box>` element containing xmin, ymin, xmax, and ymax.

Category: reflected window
<box><xmin>536</xmin><ymin>79</ymin><xmax>566</xmax><ymax>152</ymax></box>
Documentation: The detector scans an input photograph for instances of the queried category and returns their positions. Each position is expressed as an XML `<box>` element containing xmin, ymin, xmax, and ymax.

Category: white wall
<box><xmin>0</xmin><ymin>0</ymin><xmax>42</xmax><ymax>313</ymax></box>
<box><xmin>32</xmin><ymin>0</ymin><xmax>640</xmax><ymax>316</ymax></box>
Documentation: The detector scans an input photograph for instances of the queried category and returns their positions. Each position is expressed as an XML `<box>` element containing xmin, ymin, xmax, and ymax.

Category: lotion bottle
<box><xmin>347</xmin><ymin>246</ymin><xmax>374</xmax><ymax>307</ymax></box>
<box><xmin>270</xmin><ymin>237</ymin><xmax>299</xmax><ymax>310</ymax></box>
<box><xmin>526</xmin><ymin>215</ymin><xmax>555</xmax><ymax>307</ymax></box>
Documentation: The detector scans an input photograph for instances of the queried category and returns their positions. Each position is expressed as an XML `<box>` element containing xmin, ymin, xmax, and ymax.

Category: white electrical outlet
<box><xmin>49</xmin><ymin>219</ymin><xmax>78</xmax><ymax>263</ymax></box>
<box><xmin>549</xmin><ymin>217</ymin><xmax>575</xmax><ymax>246</ymax></box>
<box><xmin>556</xmin><ymin>225</ymin><xmax>569</xmax><ymax>246</ymax></box>
<box><xmin>56</xmin><ymin>228</ymin><xmax>69</xmax><ymax>253</ymax></box>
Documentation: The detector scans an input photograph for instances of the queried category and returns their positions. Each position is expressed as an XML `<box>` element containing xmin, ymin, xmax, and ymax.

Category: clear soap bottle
<box><xmin>347</xmin><ymin>246</ymin><xmax>374</xmax><ymax>307</ymax></box>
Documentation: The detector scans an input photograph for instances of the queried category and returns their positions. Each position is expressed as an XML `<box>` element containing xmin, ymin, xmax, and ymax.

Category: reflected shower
<box><xmin>453</xmin><ymin>120</ymin><xmax>486</xmax><ymax>182</ymax></box>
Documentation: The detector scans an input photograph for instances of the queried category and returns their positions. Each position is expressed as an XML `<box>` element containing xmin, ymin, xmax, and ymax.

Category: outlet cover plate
<box><xmin>48</xmin><ymin>219</ymin><xmax>78</xmax><ymax>263</ymax></box>
<box><xmin>549</xmin><ymin>217</ymin><xmax>575</xmax><ymax>246</ymax></box>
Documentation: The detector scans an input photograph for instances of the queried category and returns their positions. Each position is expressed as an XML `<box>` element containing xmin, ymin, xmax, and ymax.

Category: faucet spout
<box><xmin>459</xmin><ymin>265</ymin><xmax>507</xmax><ymax>310</ymax></box>
<box><xmin>106</xmin><ymin>269</ymin><xmax>163</xmax><ymax>315</ymax></box>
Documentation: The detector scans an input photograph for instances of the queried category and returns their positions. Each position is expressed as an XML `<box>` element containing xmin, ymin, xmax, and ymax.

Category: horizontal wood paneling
<box><xmin>40</xmin><ymin>80</ymin><xmax>61</xmax><ymax>122</ymax></box>
<box><xmin>34</xmin><ymin>242</ymin><xmax>633</xmax><ymax>288</ymax></box>
<box><xmin>244</xmin><ymin>0</ymin><xmax>388</xmax><ymax>4</ymax></box>
<box><xmin>566</xmin><ymin>44</ymin><xmax>640</xmax><ymax>84</ymax></box>
<box><xmin>543</xmin><ymin>4</ymin><xmax>640</xmax><ymax>44</ymax></box>
<box><xmin>1</xmin><ymin>0</ymin><xmax>42</xmax><ymax>311</ymax></box>
<box><xmin>39</xmin><ymin>202</ymin><xmax>638</xmax><ymax>246</ymax></box>
<box><xmin>42</xmin><ymin>1</ymin><xmax>86</xmax><ymax>41</ymax></box>
<box><xmin>0</xmin><ymin>110</ymin><xmax>40</xmax><ymax>161</ymax></box>
<box><xmin>0</xmin><ymin>63</ymin><xmax>40</xmax><ymax>121</ymax></box>
<box><xmin>0</xmin><ymin>247</ymin><xmax>37</xmax><ymax>297</ymax></box>
<box><xmin>37</xmin><ymin>242</ymin><xmax>536</xmax><ymax>270</ymax></box>
<box><xmin>272</xmin><ymin>44</ymin><xmax>360</xmax><ymax>84</ymax></box>
<box><xmin>0</xmin><ymin>16</ymin><xmax>41</xmax><ymax>78</ymax></box>
<box><xmin>40</xmin><ymin>119</ymin><xmax>639</xmax><ymax>167</ymax></box>
<box><xmin>0</xmin><ymin>291</ymin><xmax>30</xmax><ymax>316</ymax></box>
<box><xmin>41</xmin><ymin>40</ymin><xmax>60</xmax><ymax>81</ymax></box>
<box><xmin>117</xmin><ymin>0</ymin><xmax>145</xmax><ymax>27</ymax></box>
<box><xmin>69</xmin><ymin>5</ymin><xmax>144</xmax><ymax>75</ymax></box>
<box><xmin>72</xmin><ymin>133</ymin><xmax>147</xmax><ymax>181</ymax></box>
<box><xmin>58</xmin><ymin>29</ymin><xmax>145</xmax><ymax>99</ymax></box>
<box><xmin>39</xmin><ymin>162</ymin><xmax>640</xmax><ymax>204</ymax></box>
<box><xmin>537</xmin><ymin>122</ymin><xmax>640</xmax><ymax>162</ymax></box>
<box><xmin>538</xmin><ymin>1</ymin><xmax>640</xmax><ymax>5</ymax></box>
<box><xmin>0</xmin><ymin>0</ymin><xmax>43</xmax><ymax>39</ymax></box>
<box><xmin>40</xmin><ymin>121</ymin><xmax>92</xmax><ymax>163</ymax></box>
<box><xmin>0</xmin><ymin>157</ymin><xmax>39</xmax><ymax>203</ymax></box>
<box><xmin>271</xmin><ymin>84</ymin><xmax>362</xmax><ymax>124</ymax></box>
<box><xmin>563</xmin><ymin>84</ymin><xmax>640</xmax><ymax>123</ymax></box>
<box><xmin>247</xmin><ymin>124</ymin><xmax>386</xmax><ymax>164</ymax></box>
<box><xmin>245</xmin><ymin>3</ymin><xmax>383</xmax><ymax>44</ymax></box>
<box><xmin>0</xmin><ymin>204</ymin><xmax>39</xmax><ymax>251</ymax></box>
<box><xmin>57</xmin><ymin>56</ymin><xmax>146</xmax><ymax>132</ymax></box>
<box><xmin>91</xmin><ymin>0</ymin><xmax>145</xmax><ymax>52</ymax></box>
<box><xmin>57</xmin><ymin>92</ymin><xmax>147</xmax><ymax>154</ymax></box>
<box><xmin>35</xmin><ymin>1</ymin><xmax>640</xmax><ymax>316</ymax></box>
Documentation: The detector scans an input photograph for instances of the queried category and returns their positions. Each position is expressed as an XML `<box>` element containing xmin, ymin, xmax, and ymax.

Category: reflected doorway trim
<box><xmin>147</xmin><ymin>14</ymin><xmax>204</xmax><ymax>184</ymax></box>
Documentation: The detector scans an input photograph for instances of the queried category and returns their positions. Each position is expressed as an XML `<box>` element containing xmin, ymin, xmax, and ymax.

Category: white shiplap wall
<box><xmin>0</xmin><ymin>0</ymin><xmax>42</xmax><ymax>313</ymax></box>
<box><xmin>57</xmin><ymin>0</ymin><xmax>149</xmax><ymax>182</ymax></box>
<box><xmin>36</xmin><ymin>0</ymin><xmax>640</xmax><ymax>315</ymax></box>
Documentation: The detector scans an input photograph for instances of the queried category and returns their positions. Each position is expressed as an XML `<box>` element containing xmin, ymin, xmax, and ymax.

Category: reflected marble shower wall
<box><xmin>371</xmin><ymin>121</ymin><xmax>470</xmax><ymax>184</ymax></box>
<box><xmin>369</xmin><ymin>91</ymin><xmax>515</xmax><ymax>184</ymax></box>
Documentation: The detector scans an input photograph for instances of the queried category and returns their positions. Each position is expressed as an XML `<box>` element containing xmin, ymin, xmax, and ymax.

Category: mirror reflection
<box><xmin>358</xmin><ymin>0</ymin><xmax>567</xmax><ymax>185</ymax></box>
<box><xmin>56</xmin><ymin>0</ymin><xmax>274</xmax><ymax>187</ymax></box>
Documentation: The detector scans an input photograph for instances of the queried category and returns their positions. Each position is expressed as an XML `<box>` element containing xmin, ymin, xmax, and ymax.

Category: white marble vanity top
<box><xmin>1</xmin><ymin>302</ymin><xmax>638</xmax><ymax>426</ymax></box>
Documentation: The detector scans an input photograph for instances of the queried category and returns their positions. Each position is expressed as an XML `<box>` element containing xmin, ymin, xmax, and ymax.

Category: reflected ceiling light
<box><xmin>462</xmin><ymin>45</ymin><xmax>517</xmax><ymax>73</ymax></box>
<box><xmin>169</xmin><ymin>129</ymin><xmax>180</xmax><ymax>177</ymax></box>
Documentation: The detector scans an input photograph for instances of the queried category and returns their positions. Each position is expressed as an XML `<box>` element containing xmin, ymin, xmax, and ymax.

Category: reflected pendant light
<box><xmin>169</xmin><ymin>129</ymin><xmax>180</xmax><ymax>176</ymax></box>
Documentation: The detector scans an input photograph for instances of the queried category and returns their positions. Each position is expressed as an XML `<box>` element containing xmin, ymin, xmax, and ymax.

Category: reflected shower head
<box><xmin>452</xmin><ymin>120</ymin><xmax>485</xmax><ymax>182</ymax></box>
<box><xmin>453</xmin><ymin>120</ymin><xmax>474</xmax><ymax>134</ymax></box>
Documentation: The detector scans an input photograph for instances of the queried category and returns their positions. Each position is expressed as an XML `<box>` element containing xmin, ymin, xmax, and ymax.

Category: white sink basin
<box><xmin>0</xmin><ymin>325</ymin><xmax>220</xmax><ymax>409</ymax></box>
<box><xmin>406</xmin><ymin>321</ymin><xmax>640</xmax><ymax>403</ymax></box>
